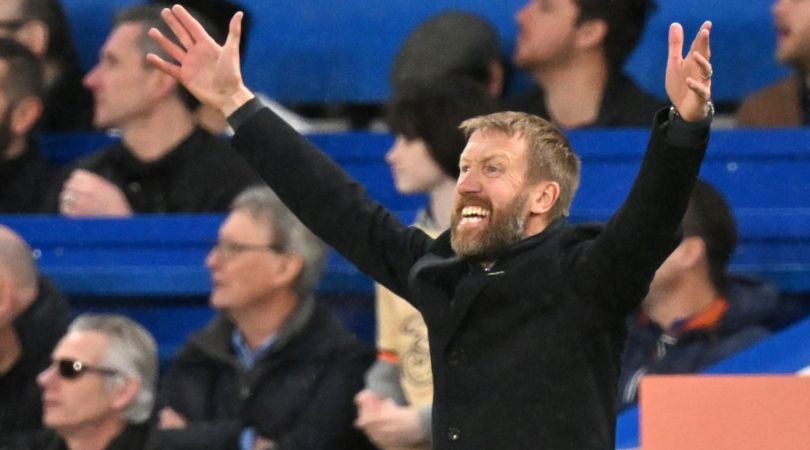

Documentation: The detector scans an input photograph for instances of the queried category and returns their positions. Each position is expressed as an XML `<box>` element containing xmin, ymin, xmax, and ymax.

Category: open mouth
<box><xmin>459</xmin><ymin>206</ymin><xmax>490</xmax><ymax>225</ymax></box>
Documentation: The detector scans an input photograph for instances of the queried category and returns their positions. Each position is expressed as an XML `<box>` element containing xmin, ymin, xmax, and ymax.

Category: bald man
<box><xmin>0</xmin><ymin>225</ymin><xmax>72</xmax><ymax>447</ymax></box>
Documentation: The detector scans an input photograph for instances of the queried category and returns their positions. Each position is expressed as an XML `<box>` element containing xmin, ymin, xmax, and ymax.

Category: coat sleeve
<box><xmin>575</xmin><ymin>108</ymin><xmax>709</xmax><ymax>315</ymax></box>
<box><xmin>230</xmin><ymin>103</ymin><xmax>432</xmax><ymax>301</ymax></box>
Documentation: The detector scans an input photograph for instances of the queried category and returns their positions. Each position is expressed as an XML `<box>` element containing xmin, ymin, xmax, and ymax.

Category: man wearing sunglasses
<box><xmin>34</xmin><ymin>314</ymin><xmax>158</xmax><ymax>450</ymax></box>
<box><xmin>153</xmin><ymin>186</ymin><xmax>374</xmax><ymax>450</ymax></box>
<box><xmin>0</xmin><ymin>225</ymin><xmax>71</xmax><ymax>448</ymax></box>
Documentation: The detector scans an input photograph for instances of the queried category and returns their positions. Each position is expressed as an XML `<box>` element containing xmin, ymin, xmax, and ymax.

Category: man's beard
<box><xmin>450</xmin><ymin>192</ymin><xmax>529</xmax><ymax>261</ymax></box>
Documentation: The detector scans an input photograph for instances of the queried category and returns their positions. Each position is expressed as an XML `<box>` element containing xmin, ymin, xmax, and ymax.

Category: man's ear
<box><xmin>111</xmin><ymin>377</ymin><xmax>142</xmax><ymax>413</ymax></box>
<box><xmin>574</xmin><ymin>18</ymin><xmax>608</xmax><ymax>51</ymax></box>
<box><xmin>10</xmin><ymin>97</ymin><xmax>44</xmax><ymax>136</ymax></box>
<box><xmin>0</xmin><ymin>273</ymin><xmax>15</xmax><ymax>328</ymax></box>
<box><xmin>14</xmin><ymin>20</ymin><xmax>49</xmax><ymax>57</ymax></box>
<box><xmin>529</xmin><ymin>181</ymin><xmax>561</xmax><ymax>215</ymax></box>
<box><xmin>273</xmin><ymin>253</ymin><xmax>304</xmax><ymax>288</ymax></box>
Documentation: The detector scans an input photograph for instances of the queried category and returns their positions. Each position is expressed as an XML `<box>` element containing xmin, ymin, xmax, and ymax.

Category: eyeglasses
<box><xmin>211</xmin><ymin>239</ymin><xmax>285</xmax><ymax>259</ymax></box>
<box><xmin>54</xmin><ymin>359</ymin><xmax>120</xmax><ymax>380</ymax></box>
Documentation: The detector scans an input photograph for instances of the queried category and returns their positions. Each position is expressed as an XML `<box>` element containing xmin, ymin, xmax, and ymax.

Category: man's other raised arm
<box><xmin>147</xmin><ymin>5</ymin><xmax>253</xmax><ymax>117</ymax></box>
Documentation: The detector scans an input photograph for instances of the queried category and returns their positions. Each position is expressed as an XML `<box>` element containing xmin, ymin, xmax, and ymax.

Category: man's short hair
<box><xmin>114</xmin><ymin>4</ymin><xmax>219</xmax><ymax>111</ymax></box>
<box><xmin>460</xmin><ymin>111</ymin><xmax>581</xmax><ymax>219</ymax></box>
<box><xmin>231</xmin><ymin>186</ymin><xmax>327</xmax><ymax>299</ymax></box>
<box><xmin>386</xmin><ymin>77</ymin><xmax>498</xmax><ymax>179</ymax></box>
<box><xmin>68</xmin><ymin>314</ymin><xmax>158</xmax><ymax>424</ymax></box>
<box><xmin>0</xmin><ymin>37</ymin><xmax>44</xmax><ymax>102</ymax></box>
<box><xmin>682</xmin><ymin>179</ymin><xmax>737</xmax><ymax>291</ymax></box>
<box><xmin>574</xmin><ymin>0</ymin><xmax>656</xmax><ymax>69</ymax></box>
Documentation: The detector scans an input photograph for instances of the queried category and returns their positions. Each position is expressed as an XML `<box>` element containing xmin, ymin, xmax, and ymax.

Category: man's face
<box><xmin>772</xmin><ymin>0</ymin><xmax>810</xmax><ymax>69</ymax></box>
<box><xmin>451</xmin><ymin>129</ymin><xmax>533</xmax><ymax>259</ymax></box>
<box><xmin>206</xmin><ymin>210</ymin><xmax>289</xmax><ymax>314</ymax></box>
<box><xmin>385</xmin><ymin>135</ymin><xmax>449</xmax><ymax>194</ymax></box>
<box><xmin>83</xmin><ymin>23</ymin><xmax>159</xmax><ymax>130</ymax></box>
<box><xmin>37</xmin><ymin>330</ymin><xmax>122</xmax><ymax>435</ymax></box>
<box><xmin>513</xmin><ymin>0</ymin><xmax>582</xmax><ymax>70</ymax></box>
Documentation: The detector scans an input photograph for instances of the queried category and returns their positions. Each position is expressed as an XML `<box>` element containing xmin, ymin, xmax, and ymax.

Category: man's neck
<box><xmin>230</xmin><ymin>291</ymin><xmax>299</xmax><ymax>351</ymax></box>
<box><xmin>119</xmin><ymin>101</ymin><xmax>197</xmax><ymax>163</ymax></box>
<box><xmin>533</xmin><ymin>52</ymin><xmax>609</xmax><ymax>128</ymax></box>
<box><xmin>645</xmin><ymin>273</ymin><xmax>719</xmax><ymax>332</ymax></box>
<box><xmin>427</xmin><ymin>178</ymin><xmax>456</xmax><ymax>231</ymax></box>
<box><xmin>60</xmin><ymin>417</ymin><xmax>127</xmax><ymax>450</ymax></box>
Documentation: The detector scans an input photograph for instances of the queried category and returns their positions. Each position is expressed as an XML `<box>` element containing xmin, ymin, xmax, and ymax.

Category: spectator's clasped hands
<box><xmin>665</xmin><ymin>21</ymin><xmax>713</xmax><ymax>122</ymax></box>
<box><xmin>59</xmin><ymin>169</ymin><xmax>133</xmax><ymax>217</ymax></box>
<box><xmin>147</xmin><ymin>5</ymin><xmax>254</xmax><ymax>117</ymax></box>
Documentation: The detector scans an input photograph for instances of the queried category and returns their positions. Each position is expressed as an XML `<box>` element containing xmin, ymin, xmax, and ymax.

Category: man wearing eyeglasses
<box><xmin>0</xmin><ymin>225</ymin><xmax>71</xmax><ymax>448</ymax></box>
<box><xmin>153</xmin><ymin>186</ymin><xmax>375</xmax><ymax>450</ymax></box>
<box><xmin>34</xmin><ymin>313</ymin><xmax>159</xmax><ymax>450</ymax></box>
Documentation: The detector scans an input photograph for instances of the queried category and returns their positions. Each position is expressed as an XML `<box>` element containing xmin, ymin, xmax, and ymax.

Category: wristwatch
<box><xmin>669</xmin><ymin>101</ymin><xmax>715</xmax><ymax>122</ymax></box>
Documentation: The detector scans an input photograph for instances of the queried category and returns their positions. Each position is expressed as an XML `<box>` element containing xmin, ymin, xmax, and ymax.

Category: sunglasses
<box><xmin>54</xmin><ymin>359</ymin><xmax>120</xmax><ymax>380</ymax></box>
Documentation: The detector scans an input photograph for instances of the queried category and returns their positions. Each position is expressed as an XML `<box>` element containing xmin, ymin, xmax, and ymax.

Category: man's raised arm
<box><xmin>147</xmin><ymin>5</ymin><xmax>253</xmax><ymax>117</ymax></box>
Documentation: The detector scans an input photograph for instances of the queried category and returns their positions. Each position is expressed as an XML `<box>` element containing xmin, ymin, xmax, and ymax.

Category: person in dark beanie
<box><xmin>391</xmin><ymin>11</ymin><xmax>505</xmax><ymax>99</ymax></box>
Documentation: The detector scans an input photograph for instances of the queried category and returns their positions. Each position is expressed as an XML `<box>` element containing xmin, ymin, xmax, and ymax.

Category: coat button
<box><xmin>447</xmin><ymin>349</ymin><xmax>462</xmax><ymax>366</ymax></box>
<box><xmin>448</xmin><ymin>427</ymin><xmax>461</xmax><ymax>441</ymax></box>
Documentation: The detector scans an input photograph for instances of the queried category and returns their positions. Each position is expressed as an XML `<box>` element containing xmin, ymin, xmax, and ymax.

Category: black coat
<box><xmin>154</xmin><ymin>300</ymin><xmax>374</xmax><ymax>450</ymax></box>
<box><xmin>0</xmin><ymin>278</ymin><xmax>71</xmax><ymax>449</ymax></box>
<box><xmin>229</xmin><ymin>103</ymin><xmax>709</xmax><ymax>449</ymax></box>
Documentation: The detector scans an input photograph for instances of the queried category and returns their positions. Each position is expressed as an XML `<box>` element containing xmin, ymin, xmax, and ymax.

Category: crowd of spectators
<box><xmin>0</xmin><ymin>0</ymin><xmax>808</xmax><ymax>449</ymax></box>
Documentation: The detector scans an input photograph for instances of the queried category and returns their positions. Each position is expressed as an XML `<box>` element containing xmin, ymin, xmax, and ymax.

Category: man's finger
<box><xmin>686</xmin><ymin>77</ymin><xmax>711</xmax><ymax>100</ymax></box>
<box><xmin>171</xmin><ymin>4</ymin><xmax>213</xmax><ymax>45</ymax></box>
<box><xmin>223</xmin><ymin>11</ymin><xmax>244</xmax><ymax>53</ymax></box>
<box><xmin>667</xmin><ymin>23</ymin><xmax>684</xmax><ymax>67</ymax></box>
<box><xmin>147</xmin><ymin>53</ymin><xmax>182</xmax><ymax>79</ymax></box>
<box><xmin>159</xmin><ymin>7</ymin><xmax>194</xmax><ymax>50</ymax></box>
<box><xmin>148</xmin><ymin>28</ymin><xmax>186</xmax><ymax>63</ymax></box>
<box><xmin>694</xmin><ymin>21</ymin><xmax>712</xmax><ymax>59</ymax></box>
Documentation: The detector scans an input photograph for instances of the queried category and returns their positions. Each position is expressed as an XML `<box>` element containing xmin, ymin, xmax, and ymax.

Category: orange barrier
<box><xmin>640</xmin><ymin>375</ymin><xmax>810</xmax><ymax>450</ymax></box>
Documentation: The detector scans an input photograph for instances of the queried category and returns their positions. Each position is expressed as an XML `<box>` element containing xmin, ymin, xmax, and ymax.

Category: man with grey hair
<box><xmin>154</xmin><ymin>185</ymin><xmax>375</xmax><ymax>450</ymax></box>
<box><xmin>35</xmin><ymin>313</ymin><xmax>158</xmax><ymax>450</ymax></box>
<box><xmin>44</xmin><ymin>3</ymin><xmax>258</xmax><ymax>216</ymax></box>
<box><xmin>0</xmin><ymin>225</ymin><xmax>71</xmax><ymax>448</ymax></box>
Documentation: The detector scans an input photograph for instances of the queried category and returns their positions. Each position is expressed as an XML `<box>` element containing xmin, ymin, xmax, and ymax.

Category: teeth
<box><xmin>462</xmin><ymin>206</ymin><xmax>489</xmax><ymax>218</ymax></box>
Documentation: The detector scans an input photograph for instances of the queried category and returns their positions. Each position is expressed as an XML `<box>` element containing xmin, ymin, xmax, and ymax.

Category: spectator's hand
<box><xmin>665</xmin><ymin>21</ymin><xmax>713</xmax><ymax>122</ymax></box>
<box><xmin>147</xmin><ymin>5</ymin><xmax>254</xmax><ymax>116</ymax></box>
<box><xmin>59</xmin><ymin>169</ymin><xmax>133</xmax><ymax>217</ymax></box>
<box><xmin>355</xmin><ymin>390</ymin><xmax>427</xmax><ymax>449</ymax></box>
<box><xmin>158</xmin><ymin>407</ymin><xmax>188</xmax><ymax>429</ymax></box>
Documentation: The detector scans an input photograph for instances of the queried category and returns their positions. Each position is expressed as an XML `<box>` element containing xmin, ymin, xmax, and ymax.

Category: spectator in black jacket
<box><xmin>44</xmin><ymin>4</ymin><xmax>259</xmax><ymax>216</ymax></box>
<box><xmin>154</xmin><ymin>186</ymin><xmax>374</xmax><ymax>450</ymax></box>
<box><xmin>0</xmin><ymin>37</ymin><xmax>53</xmax><ymax>213</ymax></box>
<box><xmin>0</xmin><ymin>225</ymin><xmax>71</xmax><ymax>449</ymax></box>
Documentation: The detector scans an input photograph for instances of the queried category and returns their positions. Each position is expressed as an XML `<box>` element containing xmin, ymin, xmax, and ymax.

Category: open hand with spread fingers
<box><xmin>665</xmin><ymin>21</ymin><xmax>714</xmax><ymax>122</ymax></box>
<box><xmin>147</xmin><ymin>5</ymin><xmax>254</xmax><ymax>116</ymax></box>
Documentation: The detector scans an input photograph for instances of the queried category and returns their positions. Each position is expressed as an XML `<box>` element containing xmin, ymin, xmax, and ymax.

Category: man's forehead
<box><xmin>462</xmin><ymin>129</ymin><xmax>528</xmax><ymax>157</ymax></box>
<box><xmin>54</xmin><ymin>330</ymin><xmax>109</xmax><ymax>361</ymax></box>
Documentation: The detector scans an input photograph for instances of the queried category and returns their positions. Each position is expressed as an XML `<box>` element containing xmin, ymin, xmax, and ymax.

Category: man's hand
<box><xmin>147</xmin><ymin>5</ymin><xmax>254</xmax><ymax>116</ymax></box>
<box><xmin>59</xmin><ymin>169</ymin><xmax>133</xmax><ymax>217</ymax></box>
<box><xmin>158</xmin><ymin>407</ymin><xmax>188</xmax><ymax>429</ymax></box>
<box><xmin>665</xmin><ymin>21</ymin><xmax>713</xmax><ymax>122</ymax></box>
<box><xmin>355</xmin><ymin>390</ymin><xmax>427</xmax><ymax>449</ymax></box>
